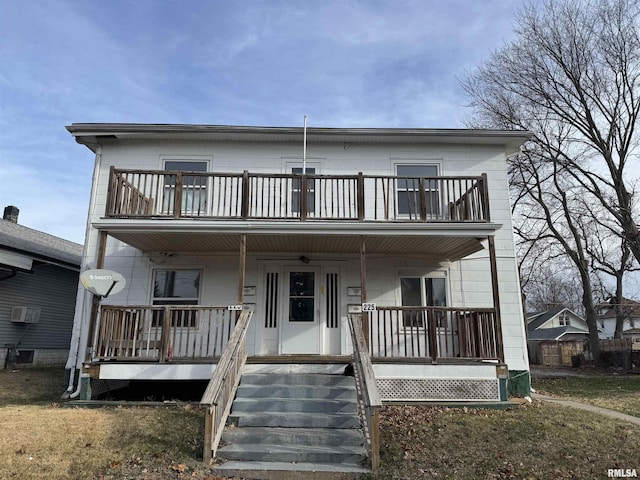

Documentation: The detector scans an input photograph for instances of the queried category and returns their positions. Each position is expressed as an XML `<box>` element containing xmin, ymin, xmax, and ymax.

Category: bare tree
<box><xmin>463</xmin><ymin>0</ymin><xmax>640</xmax><ymax>364</ymax></box>
<box><xmin>464</xmin><ymin>0</ymin><xmax>640</xmax><ymax>263</ymax></box>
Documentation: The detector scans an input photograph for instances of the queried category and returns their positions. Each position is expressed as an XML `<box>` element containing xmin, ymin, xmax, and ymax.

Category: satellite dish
<box><xmin>80</xmin><ymin>269</ymin><xmax>126</xmax><ymax>298</ymax></box>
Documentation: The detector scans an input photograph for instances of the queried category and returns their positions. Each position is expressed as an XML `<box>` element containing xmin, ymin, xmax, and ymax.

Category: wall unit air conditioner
<box><xmin>11</xmin><ymin>306</ymin><xmax>41</xmax><ymax>324</ymax></box>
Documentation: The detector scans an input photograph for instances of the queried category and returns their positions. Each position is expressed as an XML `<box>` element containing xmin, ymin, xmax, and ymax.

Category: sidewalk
<box><xmin>532</xmin><ymin>393</ymin><xmax>640</xmax><ymax>426</ymax></box>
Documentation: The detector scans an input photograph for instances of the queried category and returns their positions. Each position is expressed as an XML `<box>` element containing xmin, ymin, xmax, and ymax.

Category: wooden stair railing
<box><xmin>348</xmin><ymin>313</ymin><xmax>383</xmax><ymax>470</ymax></box>
<box><xmin>200</xmin><ymin>310</ymin><xmax>253</xmax><ymax>463</ymax></box>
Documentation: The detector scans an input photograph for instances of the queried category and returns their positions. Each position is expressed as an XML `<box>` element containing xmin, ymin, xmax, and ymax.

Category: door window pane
<box><xmin>289</xmin><ymin>298</ymin><xmax>315</xmax><ymax>322</ymax></box>
<box><xmin>289</xmin><ymin>272</ymin><xmax>315</xmax><ymax>322</ymax></box>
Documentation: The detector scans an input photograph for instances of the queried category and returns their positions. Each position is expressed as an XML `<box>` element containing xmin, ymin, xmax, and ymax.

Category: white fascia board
<box><xmin>93</xmin><ymin>219</ymin><xmax>502</xmax><ymax>238</ymax></box>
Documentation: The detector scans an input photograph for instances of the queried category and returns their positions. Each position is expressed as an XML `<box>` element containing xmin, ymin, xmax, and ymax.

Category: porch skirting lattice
<box><xmin>376</xmin><ymin>378</ymin><xmax>499</xmax><ymax>401</ymax></box>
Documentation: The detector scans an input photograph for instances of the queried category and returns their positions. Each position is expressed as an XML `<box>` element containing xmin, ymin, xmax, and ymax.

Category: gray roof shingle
<box><xmin>0</xmin><ymin>219</ymin><xmax>83</xmax><ymax>267</ymax></box>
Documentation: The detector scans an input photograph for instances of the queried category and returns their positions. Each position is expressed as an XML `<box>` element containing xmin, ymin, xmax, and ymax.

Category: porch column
<box><xmin>360</xmin><ymin>236</ymin><xmax>369</xmax><ymax>347</ymax></box>
<box><xmin>238</xmin><ymin>234</ymin><xmax>247</xmax><ymax>305</ymax></box>
<box><xmin>488</xmin><ymin>235</ymin><xmax>505</xmax><ymax>361</ymax></box>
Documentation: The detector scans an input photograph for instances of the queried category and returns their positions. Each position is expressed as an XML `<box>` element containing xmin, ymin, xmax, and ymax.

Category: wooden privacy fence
<box><xmin>93</xmin><ymin>305</ymin><xmax>238</xmax><ymax>362</ymax></box>
<box><xmin>106</xmin><ymin>168</ymin><xmax>490</xmax><ymax>223</ymax></box>
<box><xmin>534</xmin><ymin>340</ymin><xmax>586</xmax><ymax>366</ymax></box>
<box><xmin>600</xmin><ymin>338</ymin><xmax>632</xmax><ymax>351</ymax></box>
<box><xmin>367</xmin><ymin>306</ymin><xmax>501</xmax><ymax>361</ymax></box>
<box><xmin>201</xmin><ymin>310</ymin><xmax>253</xmax><ymax>463</ymax></box>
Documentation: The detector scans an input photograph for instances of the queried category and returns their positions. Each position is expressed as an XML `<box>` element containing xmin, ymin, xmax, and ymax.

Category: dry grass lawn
<box><xmin>2</xmin><ymin>368</ymin><xmax>640</xmax><ymax>479</ymax></box>
<box><xmin>534</xmin><ymin>374</ymin><xmax>640</xmax><ymax>417</ymax></box>
<box><xmin>0</xmin><ymin>368</ymin><xmax>208</xmax><ymax>480</ymax></box>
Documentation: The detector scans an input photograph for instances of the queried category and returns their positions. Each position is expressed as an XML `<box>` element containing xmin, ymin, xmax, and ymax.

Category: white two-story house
<box><xmin>64</xmin><ymin>123</ymin><xmax>530</xmax><ymax>468</ymax></box>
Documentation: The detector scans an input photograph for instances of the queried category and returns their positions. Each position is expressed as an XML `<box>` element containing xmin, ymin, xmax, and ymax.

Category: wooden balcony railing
<box><xmin>106</xmin><ymin>167</ymin><xmax>489</xmax><ymax>223</ymax></box>
<box><xmin>367</xmin><ymin>306</ymin><xmax>502</xmax><ymax>361</ymax></box>
<box><xmin>92</xmin><ymin>305</ymin><xmax>240</xmax><ymax>362</ymax></box>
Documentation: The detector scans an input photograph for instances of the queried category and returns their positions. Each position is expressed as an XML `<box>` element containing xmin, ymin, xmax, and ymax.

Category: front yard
<box><xmin>534</xmin><ymin>373</ymin><xmax>640</xmax><ymax>417</ymax></box>
<box><xmin>1</xmin><ymin>368</ymin><xmax>639</xmax><ymax>479</ymax></box>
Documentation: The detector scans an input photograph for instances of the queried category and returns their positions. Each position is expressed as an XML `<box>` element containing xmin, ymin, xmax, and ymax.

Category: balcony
<box><xmin>106</xmin><ymin>168</ymin><xmax>490</xmax><ymax>223</ymax></box>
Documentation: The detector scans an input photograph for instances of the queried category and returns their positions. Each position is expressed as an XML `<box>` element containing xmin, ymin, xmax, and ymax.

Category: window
<box><xmin>152</xmin><ymin>270</ymin><xmax>201</xmax><ymax>326</ymax></box>
<box><xmin>559</xmin><ymin>314</ymin><xmax>571</xmax><ymax>326</ymax></box>
<box><xmin>396</xmin><ymin>165</ymin><xmax>439</xmax><ymax>218</ymax></box>
<box><xmin>163</xmin><ymin>161</ymin><xmax>208</xmax><ymax>215</ymax></box>
<box><xmin>400</xmin><ymin>275</ymin><xmax>447</xmax><ymax>327</ymax></box>
<box><xmin>291</xmin><ymin>167</ymin><xmax>315</xmax><ymax>215</ymax></box>
<box><xmin>289</xmin><ymin>271</ymin><xmax>315</xmax><ymax>322</ymax></box>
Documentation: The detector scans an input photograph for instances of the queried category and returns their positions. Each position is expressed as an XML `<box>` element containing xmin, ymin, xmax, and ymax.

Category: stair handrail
<box><xmin>200</xmin><ymin>309</ymin><xmax>253</xmax><ymax>463</ymax></box>
<box><xmin>348</xmin><ymin>313</ymin><xmax>382</xmax><ymax>470</ymax></box>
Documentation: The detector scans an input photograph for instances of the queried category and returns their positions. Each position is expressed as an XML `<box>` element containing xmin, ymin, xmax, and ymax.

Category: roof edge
<box><xmin>66</xmin><ymin>122</ymin><xmax>530</xmax><ymax>138</ymax></box>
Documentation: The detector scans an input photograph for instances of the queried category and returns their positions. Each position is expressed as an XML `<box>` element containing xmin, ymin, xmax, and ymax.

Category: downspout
<box><xmin>63</xmin><ymin>143</ymin><xmax>102</xmax><ymax>399</ymax></box>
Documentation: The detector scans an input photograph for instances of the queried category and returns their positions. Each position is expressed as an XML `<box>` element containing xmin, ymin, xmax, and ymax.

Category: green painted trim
<box><xmin>80</xmin><ymin>375</ymin><xmax>92</xmax><ymax>401</ymax></box>
<box><xmin>499</xmin><ymin>378</ymin><xmax>508</xmax><ymax>401</ymax></box>
<box><xmin>507</xmin><ymin>370</ymin><xmax>531</xmax><ymax>397</ymax></box>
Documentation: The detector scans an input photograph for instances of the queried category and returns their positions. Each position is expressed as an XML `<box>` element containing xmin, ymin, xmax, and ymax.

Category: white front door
<box><xmin>281</xmin><ymin>267</ymin><xmax>321</xmax><ymax>354</ymax></box>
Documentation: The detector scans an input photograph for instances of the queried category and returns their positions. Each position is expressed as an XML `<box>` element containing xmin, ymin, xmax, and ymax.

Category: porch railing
<box><xmin>367</xmin><ymin>306</ymin><xmax>502</xmax><ymax>361</ymax></box>
<box><xmin>201</xmin><ymin>310</ymin><xmax>253</xmax><ymax>463</ymax></box>
<box><xmin>348</xmin><ymin>314</ymin><xmax>382</xmax><ymax>470</ymax></box>
<box><xmin>106</xmin><ymin>168</ymin><xmax>489</xmax><ymax>223</ymax></box>
<box><xmin>93</xmin><ymin>305</ymin><xmax>239</xmax><ymax>362</ymax></box>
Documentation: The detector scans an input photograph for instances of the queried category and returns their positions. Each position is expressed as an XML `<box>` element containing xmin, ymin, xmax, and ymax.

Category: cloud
<box><xmin>0</xmin><ymin>0</ymin><xmax>524</xmax><ymax>245</ymax></box>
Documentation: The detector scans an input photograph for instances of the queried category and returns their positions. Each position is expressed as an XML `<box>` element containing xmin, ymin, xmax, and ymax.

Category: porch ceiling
<box><xmin>104</xmin><ymin>229</ymin><xmax>489</xmax><ymax>261</ymax></box>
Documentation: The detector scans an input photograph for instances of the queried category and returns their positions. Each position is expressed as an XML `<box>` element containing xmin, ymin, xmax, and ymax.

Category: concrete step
<box><xmin>213</xmin><ymin>461</ymin><xmax>369</xmax><ymax>480</ymax></box>
<box><xmin>240</xmin><ymin>373</ymin><xmax>354</xmax><ymax>387</ymax></box>
<box><xmin>236</xmin><ymin>383</ymin><xmax>356</xmax><ymax>400</ymax></box>
<box><xmin>222</xmin><ymin>426</ymin><xmax>365</xmax><ymax>447</ymax></box>
<box><xmin>229</xmin><ymin>411</ymin><xmax>361</xmax><ymax>429</ymax></box>
<box><xmin>218</xmin><ymin>370</ymin><xmax>368</xmax><ymax>476</ymax></box>
<box><xmin>217</xmin><ymin>443</ymin><xmax>368</xmax><ymax>465</ymax></box>
<box><xmin>231</xmin><ymin>397</ymin><xmax>358</xmax><ymax>414</ymax></box>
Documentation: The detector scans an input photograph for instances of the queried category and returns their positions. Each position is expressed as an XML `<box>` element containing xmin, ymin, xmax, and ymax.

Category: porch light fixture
<box><xmin>298</xmin><ymin>255</ymin><xmax>310</xmax><ymax>264</ymax></box>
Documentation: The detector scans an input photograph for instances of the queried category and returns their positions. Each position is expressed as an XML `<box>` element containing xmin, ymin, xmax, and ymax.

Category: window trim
<box><xmin>159</xmin><ymin>159</ymin><xmax>210</xmax><ymax>216</ymax></box>
<box><xmin>397</xmin><ymin>271</ymin><xmax>449</xmax><ymax>329</ymax></box>
<box><xmin>150</xmin><ymin>268</ymin><xmax>203</xmax><ymax>327</ymax></box>
<box><xmin>392</xmin><ymin>161</ymin><xmax>442</xmax><ymax>218</ymax></box>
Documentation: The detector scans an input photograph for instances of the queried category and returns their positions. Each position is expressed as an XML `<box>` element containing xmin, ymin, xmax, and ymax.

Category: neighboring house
<box><xmin>0</xmin><ymin>206</ymin><xmax>83</xmax><ymax>368</ymax></box>
<box><xmin>526</xmin><ymin>307</ymin><xmax>590</xmax><ymax>365</ymax></box>
<box><xmin>527</xmin><ymin>306</ymin><xmax>590</xmax><ymax>342</ymax></box>
<box><xmin>65</xmin><ymin>123</ymin><xmax>531</xmax><ymax>470</ymax></box>
<box><xmin>597</xmin><ymin>298</ymin><xmax>640</xmax><ymax>341</ymax></box>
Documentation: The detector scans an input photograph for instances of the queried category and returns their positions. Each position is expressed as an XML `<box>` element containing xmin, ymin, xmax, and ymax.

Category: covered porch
<box><xmin>88</xmin><ymin>222</ymin><xmax>505</xmax><ymax>365</ymax></box>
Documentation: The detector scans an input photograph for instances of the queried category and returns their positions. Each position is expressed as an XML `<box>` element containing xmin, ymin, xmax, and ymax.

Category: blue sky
<box><xmin>0</xmin><ymin>0</ymin><xmax>524</xmax><ymax>244</ymax></box>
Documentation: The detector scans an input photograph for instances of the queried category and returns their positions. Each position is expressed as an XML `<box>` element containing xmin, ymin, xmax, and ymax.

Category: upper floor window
<box><xmin>163</xmin><ymin>161</ymin><xmax>208</xmax><ymax>215</ymax></box>
<box><xmin>396</xmin><ymin>165</ymin><xmax>439</xmax><ymax>218</ymax></box>
<box><xmin>400</xmin><ymin>275</ymin><xmax>447</xmax><ymax>327</ymax></box>
<box><xmin>291</xmin><ymin>167</ymin><xmax>316</xmax><ymax>215</ymax></box>
<box><xmin>558</xmin><ymin>314</ymin><xmax>571</xmax><ymax>326</ymax></box>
